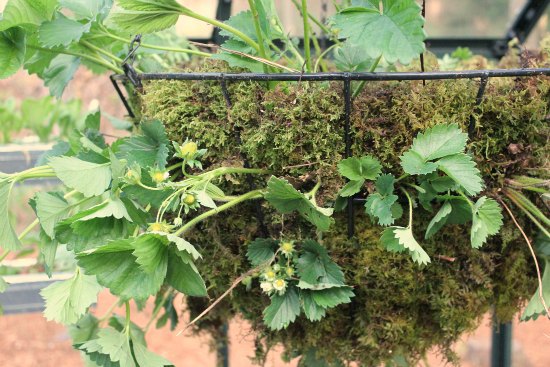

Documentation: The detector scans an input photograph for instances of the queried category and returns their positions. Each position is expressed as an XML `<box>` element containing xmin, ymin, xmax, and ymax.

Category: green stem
<box><xmin>175</xmin><ymin>189</ymin><xmax>264</xmax><ymax>236</ymax></box>
<box><xmin>308</xmin><ymin>180</ymin><xmax>322</xmax><ymax>198</ymax></box>
<box><xmin>18</xmin><ymin>219</ymin><xmax>39</xmax><ymax>241</ymax></box>
<box><xmin>505</xmin><ymin>192</ymin><xmax>550</xmax><ymax>238</ymax></box>
<box><xmin>167</xmin><ymin>162</ymin><xmax>183</xmax><ymax>171</ymax></box>
<box><xmin>179</xmin><ymin>7</ymin><xmax>260</xmax><ymax>53</ymax></box>
<box><xmin>27</xmin><ymin>45</ymin><xmax>123</xmax><ymax>74</ymax></box>
<box><xmin>352</xmin><ymin>55</ymin><xmax>382</xmax><ymax>99</ymax></box>
<box><xmin>248</xmin><ymin>0</ymin><xmax>270</xmax><ymax>73</ymax></box>
<box><xmin>506</xmin><ymin>189</ymin><xmax>550</xmax><ymax>227</ymax></box>
<box><xmin>395</xmin><ymin>173</ymin><xmax>410</xmax><ymax>183</ymax></box>
<box><xmin>138</xmin><ymin>182</ymin><xmax>165</xmax><ymax>191</ymax></box>
<box><xmin>301</xmin><ymin>0</ymin><xmax>313</xmax><ymax>72</ymax></box>
<box><xmin>457</xmin><ymin>190</ymin><xmax>476</xmax><ymax>212</ymax></box>
<box><xmin>98</xmin><ymin>300</ymin><xmax>120</xmax><ymax>322</ymax></box>
<box><xmin>200</xmin><ymin>167</ymin><xmax>270</xmax><ymax>181</ymax></box>
<box><xmin>100</xmin><ymin>31</ymin><xmax>211</xmax><ymax>58</ymax></box>
<box><xmin>314</xmin><ymin>44</ymin><xmax>338</xmax><ymax>72</ymax></box>
<box><xmin>145</xmin><ymin>290</ymin><xmax>172</xmax><ymax>332</ymax></box>
<box><xmin>400</xmin><ymin>188</ymin><xmax>414</xmax><ymax>228</ymax></box>
<box><xmin>291</xmin><ymin>0</ymin><xmax>335</xmax><ymax>38</ymax></box>
<box><xmin>0</xmin><ymin>250</ymin><xmax>9</xmax><ymax>263</ymax></box>
<box><xmin>124</xmin><ymin>301</ymin><xmax>131</xmax><ymax>336</ymax></box>
<box><xmin>80</xmin><ymin>40</ymin><xmax>124</xmax><ymax>64</ymax></box>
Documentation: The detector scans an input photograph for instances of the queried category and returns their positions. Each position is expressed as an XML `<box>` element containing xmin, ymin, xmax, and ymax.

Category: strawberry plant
<box><xmin>0</xmin><ymin>1</ymin><xmax>549</xmax><ymax>366</ymax></box>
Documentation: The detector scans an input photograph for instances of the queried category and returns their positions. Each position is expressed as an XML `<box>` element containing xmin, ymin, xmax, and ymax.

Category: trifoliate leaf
<box><xmin>338</xmin><ymin>179</ymin><xmax>364</xmax><ymax>198</ymax></box>
<box><xmin>144</xmin><ymin>232</ymin><xmax>201</xmax><ymax>260</ymax></box>
<box><xmin>297</xmin><ymin>240</ymin><xmax>346</xmax><ymax>288</ymax></box>
<box><xmin>165</xmin><ymin>249</ymin><xmax>207</xmax><ymax>297</ymax></box>
<box><xmin>132</xmin><ymin>234</ymin><xmax>168</xmax><ymax>274</ymax></box>
<box><xmin>265</xmin><ymin>177</ymin><xmax>334</xmax><ymax>231</ymax></box>
<box><xmin>0</xmin><ymin>28</ymin><xmax>26</xmax><ymax>79</ymax></box>
<box><xmin>33</xmin><ymin>191</ymin><xmax>72</xmax><ymax>239</ymax></box>
<box><xmin>425</xmin><ymin>201</ymin><xmax>453</xmax><ymax>239</ymax></box>
<box><xmin>331</xmin><ymin>0</ymin><xmax>425</xmax><ymax>64</ymax></box>
<box><xmin>310</xmin><ymin>286</ymin><xmax>354</xmax><ymax>308</ymax></box>
<box><xmin>365</xmin><ymin>174</ymin><xmax>398</xmax><ymax>226</ymax></box>
<box><xmin>42</xmin><ymin>54</ymin><xmax>81</xmax><ymax>98</ymax></box>
<box><xmin>77</xmin><ymin>239</ymin><xmax>166</xmax><ymax>300</ymax></box>
<box><xmin>38</xmin><ymin>13</ymin><xmax>92</xmax><ymax>47</ymax></box>
<box><xmin>263</xmin><ymin>286</ymin><xmax>301</xmax><ymax>330</ymax></box>
<box><xmin>109</xmin><ymin>0</ymin><xmax>184</xmax><ymax>34</ymax></box>
<box><xmin>0</xmin><ymin>181</ymin><xmax>22</xmax><ymax>251</ymax></box>
<box><xmin>79</xmin><ymin>198</ymin><xmax>132</xmax><ymax>222</ymax></box>
<box><xmin>338</xmin><ymin>156</ymin><xmax>382</xmax><ymax>181</ymax></box>
<box><xmin>119</xmin><ymin>120</ymin><xmax>170</xmax><ymax>169</ymax></box>
<box><xmin>334</xmin><ymin>41</ymin><xmax>377</xmax><ymax>72</ymax></box>
<box><xmin>133</xmin><ymin>343</ymin><xmax>173</xmax><ymax>367</ymax></box>
<box><xmin>470</xmin><ymin>196</ymin><xmax>503</xmax><ymax>249</ymax></box>
<box><xmin>521</xmin><ymin>259</ymin><xmax>550</xmax><ymax>321</ymax></box>
<box><xmin>301</xmin><ymin>290</ymin><xmax>327</xmax><ymax>322</ymax></box>
<box><xmin>437</xmin><ymin>153</ymin><xmax>483</xmax><ymax>196</ymax></box>
<box><xmin>41</xmin><ymin>269</ymin><xmax>102</xmax><ymax>325</ymax></box>
<box><xmin>380</xmin><ymin>227</ymin><xmax>431</xmax><ymax>265</ymax></box>
<box><xmin>49</xmin><ymin>156</ymin><xmax>111</xmax><ymax>197</ymax></box>
<box><xmin>247</xmin><ymin>238</ymin><xmax>278</xmax><ymax>266</ymax></box>
<box><xmin>0</xmin><ymin>0</ymin><xmax>57</xmax><ymax>31</ymax></box>
<box><xmin>58</xmin><ymin>216</ymin><xmax>131</xmax><ymax>253</ymax></box>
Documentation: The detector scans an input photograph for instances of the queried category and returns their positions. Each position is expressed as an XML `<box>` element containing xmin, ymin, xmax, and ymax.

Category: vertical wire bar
<box><xmin>343</xmin><ymin>76</ymin><xmax>354</xmax><ymax>239</ymax></box>
<box><xmin>468</xmin><ymin>75</ymin><xmax>489</xmax><ymax>137</ymax></box>
<box><xmin>491</xmin><ymin>319</ymin><xmax>512</xmax><ymax>367</ymax></box>
<box><xmin>109</xmin><ymin>76</ymin><xmax>135</xmax><ymax>118</ymax></box>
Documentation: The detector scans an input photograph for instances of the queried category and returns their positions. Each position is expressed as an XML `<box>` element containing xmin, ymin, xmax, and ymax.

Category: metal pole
<box><xmin>491</xmin><ymin>320</ymin><xmax>513</xmax><ymax>367</ymax></box>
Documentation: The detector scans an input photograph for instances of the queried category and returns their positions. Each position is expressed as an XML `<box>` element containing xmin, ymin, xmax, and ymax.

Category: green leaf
<box><xmin>219</xmin><ymin>11</ymin><xmax>257</xmax><ymax>41</ymax></box>
<box><xmin>405</xmin><ymin>124</ymin><xmax>468</xmax><ymax>161</ymax></box>
<box><xmin>0</xmin><ymin>276</ymin><xmax>8</xmax><ymax>293</ymax></box>
<box><xmin>470</xmin><ymin>196</ymin><xmax>503</xmax><ymax>249</ymax></box>
<box><xmin>119</xmin><ymin>120</ymin><xmax>169</xmax><ymax>169</ymax></box>
<box><xmin>0</xmin><ymin>181</ymin><xmax>21</xmax><ymax>251</ymax></box>
<box><xmin>265</xmin><ymin>176</ymin><xmax>334</xmax><ymax>231</ymax></box>
<box><xmin>380</xmin><ymin>227</ymin><xmax>431</xmax><ymax>265</ymax></box>
<box><xmin>247</xmin><ymin>238</ymin><xmax>278</xmax><ymax>266</ymax></box>
<box><xmin>109</xmin><ymin>0</ymin><xmax>184</xmax><ymax>34</ymax></box>
<box><xmin>297</xmin><ymin>240</ymin><xmax>345</xmax><ymax>288</ymax></box>
<box><xmin>69</xmin><ymin>314</ymin><xmax>99</xmax><ymax>345</ymax></box>
<box><xmin>425</xmin><ymin>201</ymin><xmax>453</xmax><ymax>239</ymax></box>
<box><xmin>41</xmin><ymin>269</ymin><xmax>102</xmax><ymax>325</ymax></box>
<box><xmin>400</xmin><ymin>150</ymin><xmax>438</xmax><ymax>175</ymax></box>
<box><xmin>332</xmin><ymin>0</ymin><xmax>425</xmax><ymax>64</ymax></box>
<box><xmin>165</xmin><ymin>249</ymin><xmax>207</xmax><ymax>297</ymax></box>
<box><xmin>77</xmin><ymin>239</ymin><xmax>166</xmax><ymax>300</ymax></box>
<box><xmin>436</xmin><ymin>153</ymin><xmax>483</xmax><ymax>196</ymax></box>
<box><xmin>521</xmin><ymin>259</ymin><xmax>550</xmax><ymax>321</ymax></box>
<box><xmin>0</xmin><ymin>28</ymin><xmax>25</xmax><ymax>79</ymax></box>
<box><xmin>301</xmin><ymin>290</ymin><xmax>326</xmax><ymax>322</ymax></box>
<box><xmin>49</xmin><ymin>156</ymin><xmax>112</xmax><ymax>197</ymax></box>
<box><xmin>263</xmin><ymin>286</ymin><xmax>301</xmax><ymax>330</ymax></box>
<box><xmin>59</xmin><ymin>216</ymin><xmax>131</xmax><ymax>253</ymax></box>
<box><xmin>33</xmin><ymin>192</ymin><xmax>72</xmax><ymax>239</ymax></box>
<box><xmin>133</xmin><ymin>343</ymin><xmax>172</xmax><ymax>367</ymax></box>
<box><xmin>0</xmin><ymin>0</ymin><xmax>57</xmax><ymax>31</ymax></box>
<box><xmin>132</xmin><ymin>234</ymin><xmax>168</xmax><ymax>274</ymax></box>
<box><xmin>333</xmin><ymin>41</ymin><xmax>376</xmax><ymax>72</ymax></box>
<box><xmin>60</xmin><ymin>0</ymin><xmax>112</xmax><ymax>21</ymax></box>
<box><xmin>38</xmin><ymin>13</ymin><xmax>92</xmax><ymax>47</ymax></box>
<box><xmin>80</xmin><ymin>198</ymin><xmax>132</xmax><ymax>222</ymax></box>
<box><xmin>338</xmin><ymin>156</ymin><xmax>381</xmax><ymax>181</ymax></box>
<box><xmin>338</xmin><ymin>179</ymin><xmax>364</xmax><ymax>198</ymax></box>
<box><xmin>365</xmin><ymin>174</ymin><xmax>398</xmax><ymax>226</ymax></box>
<box><xmin>43</xmin><ymin>54</ymin><xmax>81</xmax><ymax>98</ymax></box>
<box><xmin>93</xmin><ymin>327</ymin><xmax>134</xmax><ymax>367</ymax></box>
<box><xmin>310</xmin><ymin>286</ymin><xmax>354</xmax><ymax>308</ymax></box>
<box><xmin>211</xmin><ymin>39</ymin><xmax>265</xmax><ymax>73</ymax></box>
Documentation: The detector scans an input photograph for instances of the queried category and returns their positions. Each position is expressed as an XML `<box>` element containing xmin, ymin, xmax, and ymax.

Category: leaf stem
<box><xmin>145</xmin><ymin>290</ymin><xmax>172</xmax><ymax>332</ymax></box>
<box><xmin>124</xmin><ymin>301</ymin><xmax>131</xmax><ymax>336</ymax></box>
<box><xmin>98</xmin><ymin>299</ymin><xmax>121</xmax><ymax>322</ymax></box>
<box><xmin>314</xmin><ymin>44</ymin><xmax>338</xmax><ymax>72</ymax></box>
<box><xmin>79</xmin><ymin>40</ymin><xmax>124</xmax><ymax>64</ymax></box>
<box><xmin>174</xmin><ymin>189</ymin><xmax>264</xmax><ymax>236</ymax></box>
<box><xmin>504</xmin><ymin>191</ymin><xmax>550</xmax><ymax>239</ymax></box>
<box><xmin>27</xmin><ymin>45</ymin><xmax>123</xmax><ymax>74</ymax></box>
<box><xmin>400</xmin><ymin>188</ymin><xmax>414</xmax><ymax>228</ymax></box>
<box><xmin>0</xmin><ymin>250</ymin><xmax>9</xmax><ymax>263</ymax></box>
<box><xmin>352</xmin><ymin>55</ymin><xmax>382</xmax><ymax>98</ymax></box>
<box><xmin>301</xmin><ymin>0</ymin><xmax>313</xmax><ymax>72</ymax></box>
<box><xmin>248</xmin><ymin>0</ymin><xmax>270</xmax><ymax>73</ymax></box>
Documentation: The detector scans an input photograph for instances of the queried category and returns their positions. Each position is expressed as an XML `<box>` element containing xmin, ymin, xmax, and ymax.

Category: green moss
<box><xmin>138</xmin><ymin>55</ymin><xmax>548</xmax><ymax>365</ymax></box>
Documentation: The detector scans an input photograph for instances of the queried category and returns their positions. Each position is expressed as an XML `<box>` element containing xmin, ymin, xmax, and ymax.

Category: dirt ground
<box><xmin>1</xmin><ymin>61</ymin><xmax>549</xmax><ymax>367</ymax></box>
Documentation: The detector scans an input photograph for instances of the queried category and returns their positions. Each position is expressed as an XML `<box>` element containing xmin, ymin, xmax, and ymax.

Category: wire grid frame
<box><xmin>111</xmin><ymin>67</ymin><xmax>550</xmax><ymax>239</ymax></box>
<box><xmin>111</xmin><ymin>68</ymin><xmax>550</xmax><ymax>367</ymax></box>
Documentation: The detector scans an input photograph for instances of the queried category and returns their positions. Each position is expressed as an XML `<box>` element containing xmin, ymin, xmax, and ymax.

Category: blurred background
<box><xmin>0</xmin><ymin>1</ymin><xmax>549</xmax><ymax>366</ymax></box>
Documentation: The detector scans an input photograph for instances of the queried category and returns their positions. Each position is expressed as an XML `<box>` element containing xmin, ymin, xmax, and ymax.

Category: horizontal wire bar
<box><xmin>112</xmin><ymin>68</ymin><xmax>550</xmax><ymax>82</ymax></box>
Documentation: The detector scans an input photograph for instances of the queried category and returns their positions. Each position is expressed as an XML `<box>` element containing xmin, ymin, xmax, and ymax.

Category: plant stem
<box><xmin>27</xmin><ymin>45</ymin><xmax>123</xmax><ymax>74</ymax></box>
<box><xmin>179</xmin><ymin>7</ymin><xmax>260</xmax><ymax>53</ymax></box>
<box><xmin>457</xmin><ymin>190</ymin><xmax>476</xmax><ymax>212</ymax></box>
<box><xmin>290</xmin><ymin>0</ymin><xmax>335</xmax><ymax>38</ymax></box>
<box><xmin>100</xmin><ymin>31</ymin><xmax>211</xmax><ymax>58</ymax></box>
<box><xmin>124</xmin><ymin>301</ymin><xmax>131</xmax><ymax>336</ymax></box>
<box><xmin>314</xmin><ymin>44</ymin><xmax>337</xmax><ymax>72</ymax></box>
<box><xmin>352</xmin><ymin>55</ymin><xmax>382</xmax><ymax>98</ymax></box>
<box><xmin>175</xmin><ymin>189</ymin><xmax>264</xmax><ymax>235</ymax></box>
<box><xmin>145</xmin><ymin>290</ymin><xmax>172</xmax><ymax>333</ymax></box>
<box><xmin>248</xmin><ymin>0</ymin><xmax>270</xmax><ymax>73</ymax></box>
<box><xmin>0</xmin><ymin>250</ymin><xmax>9</xmax><ymax>263</ymax></box>
<box><xmin>400</xmin><ymin>188</ymin><xmax>414</xmax><ymax>228</ymax></box>
<box><xmin>301</xmin><ymin>0</ymin><xmax>313</xmax><ymax>72</ymax></box>
<box><xmin>80</xmin><ymin>40</ymin><xmax>124</xmax><ymax>64</ymax></box>
<box><xmin>505</xmin><ymin>191</ymin><xmax>550</xmax><ymax>239</ymax></box>
<box><xmin>395</xmin><ymin>173</ymin><xmax>410</xmax><ymax>183</ymax></box>
<box><xmin>18</xmin><ymin>219</ymin><xmax>39</xmax><ymax>241</ymax></box>
<box><xmin>98</xmin><ymin>300</ymin><xmax>121</xmax><ymax>322</ymax></box>
<box><xmin>505</xmin><ymin>188</ymin><xmax>550</xmax><ymax>227</ymax></box>
<box><xmin>167</xmin><ymin>162</ymin><xmax>183</xmax><ymax>171</ymax></box>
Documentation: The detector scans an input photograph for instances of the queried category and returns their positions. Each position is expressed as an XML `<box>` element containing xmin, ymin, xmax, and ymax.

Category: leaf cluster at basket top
<box><xmin>0</xmin><ymin>0</ymin><xmax>427</xmax><ymax>97</ymax></box>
